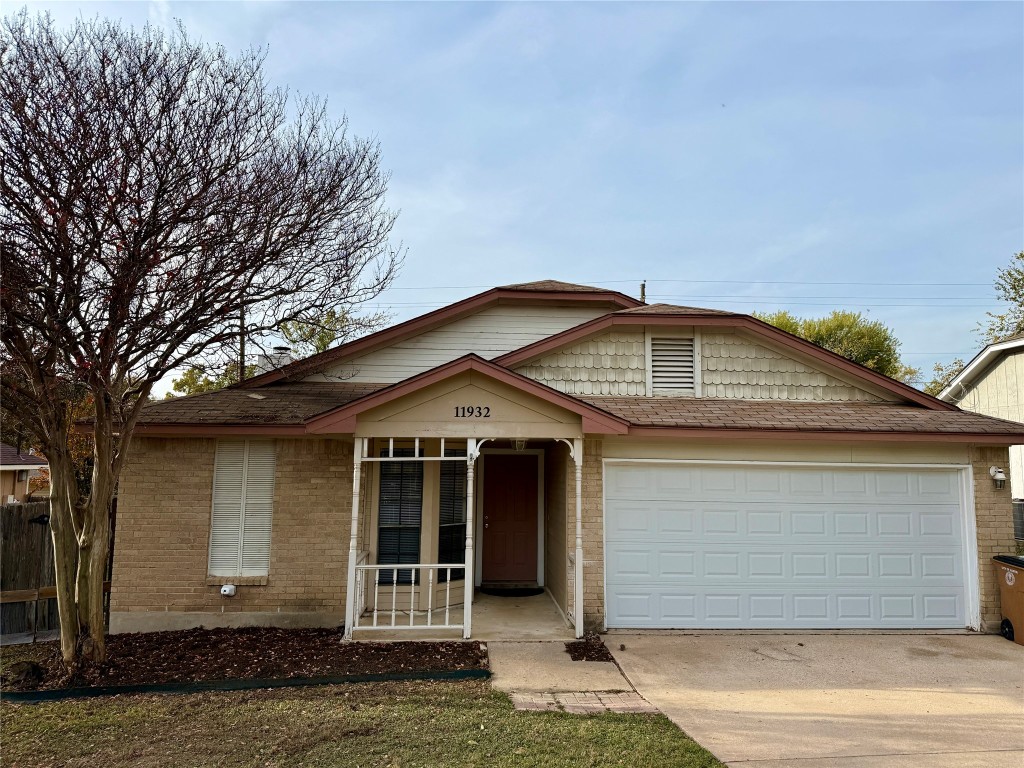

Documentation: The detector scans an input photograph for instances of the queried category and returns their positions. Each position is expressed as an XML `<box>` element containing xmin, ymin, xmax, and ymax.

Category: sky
<box><xmin>21</xmin><ymin>1</ymin><xmax>1024</xmax><ymax>391</ymax></box>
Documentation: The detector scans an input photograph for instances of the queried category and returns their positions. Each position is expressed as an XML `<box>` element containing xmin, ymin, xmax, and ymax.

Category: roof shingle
<box><xmin>498</xmin><ymin>280</ymin><xmax>619</xmax><ymax>293</ymax></box>
<box><xmin>579</xmin><ymin>397</ymin><xmax>1024</xmax><ymax>436</ymax></box>
<box><xmin>0</xmin><ymin>443</ymin><xmax>48</xmax><ymax>467</ymax></box>
<box><xmin>137</xmin><ymin>383</ymin><xmax>385</xmax><ymax>425</ymax></box>
<box><xmin>613</xmin><ymin>303</ymin><xmax>736</xmax><ymax>316</ymax></box>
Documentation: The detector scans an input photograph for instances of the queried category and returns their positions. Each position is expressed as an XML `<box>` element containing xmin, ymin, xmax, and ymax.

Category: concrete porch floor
<box><xmin>350</xmin><ymin>590</ymin><xmax>573</xmax><ymax>641</ymax></box>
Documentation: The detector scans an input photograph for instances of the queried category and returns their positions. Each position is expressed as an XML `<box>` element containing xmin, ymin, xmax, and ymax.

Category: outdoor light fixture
<box><xmin>513</xmin><ymin>439</ymin><xmax>527</xmax><ymax>452</ymax></box>
<box><xmin>990</xmin><ymin>466</ymin><xmax>1007</xmax><ymax>490</ymax></box>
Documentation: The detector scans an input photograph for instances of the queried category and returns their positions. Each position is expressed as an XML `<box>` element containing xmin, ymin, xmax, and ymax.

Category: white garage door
<box><xmin>605</xmin><ymin>463</ymin><xmax>970</xmax><ymax>629</ymax></box>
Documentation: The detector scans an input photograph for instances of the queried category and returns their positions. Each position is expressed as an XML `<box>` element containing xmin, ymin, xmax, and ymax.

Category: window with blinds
<box><xmin>209</xmin><ymin>440</ymin><xmax>276</xmax><ymax>577</ymax></box>
<box><xmin>377</xmin><ymin>448</ymin><xmax>422</xmax><ymax>585</ymax></box>
<box><xmin>650</xmin><ymin>337</ymin><xmax>697</xmax><ymax>394</ymax></box>
<box><xmin>438</xmin><ymin>449</ymin><xmax>467</xmax><ymax>581</ymax></box>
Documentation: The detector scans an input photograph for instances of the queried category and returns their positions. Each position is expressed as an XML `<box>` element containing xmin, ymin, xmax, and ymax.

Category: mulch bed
<box><xmin>564</xmin><ymin>632</ymin><xmax>615</xmax><ymax>662</ymax></box>
<box><xmin>2</xmin><ymin>627</ymin><xmax>487</xmax><ymax>692</ymax></box>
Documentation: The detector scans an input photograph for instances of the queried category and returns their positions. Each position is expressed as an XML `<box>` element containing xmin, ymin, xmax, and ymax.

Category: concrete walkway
<box><xmin>611</xmin><ymin>634</ymin><xmax>1024</xmax><ymax>767</ymax></box>
<box><xmin>488</xmin><ymin>640</ymin><xmax>659</xmax><ymax>714</ymax></box>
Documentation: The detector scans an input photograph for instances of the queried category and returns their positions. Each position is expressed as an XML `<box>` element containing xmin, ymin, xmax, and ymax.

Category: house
<box><xmin>112</xmin><ymin>281</ymin><xmax>1024</xmax><ymax>638</ymax></box>
<box><xmin>938</xmin><ymin>334</ymin><xmax>1023</xmax><ymax>500</ymax></box>
<box><xmin>0</xmin><ymin>443</ymin><xmax>48</xmax><ymax>504</ymax></box>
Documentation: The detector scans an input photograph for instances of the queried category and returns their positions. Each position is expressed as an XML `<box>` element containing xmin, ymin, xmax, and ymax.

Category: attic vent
<box><xmin>651</xmin><ymin>337</ymin><xmax>696</xmax><ymax>394</ymax></box>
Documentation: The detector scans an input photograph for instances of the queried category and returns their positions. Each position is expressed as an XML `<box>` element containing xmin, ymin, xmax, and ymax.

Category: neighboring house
<box><xmin>939</xmin><ymin>334</ymin><xmax>1024</xmax><ymax>500</ymax></box>
<box><xmin>113</xmin><ymin>281</ymin><xmax>1024</xmax><ymax>638</ymax></box>
<box><xmin>0</xmin><ymin>443</ymin><xmax>48</xmax><ymax>504</ymax></box>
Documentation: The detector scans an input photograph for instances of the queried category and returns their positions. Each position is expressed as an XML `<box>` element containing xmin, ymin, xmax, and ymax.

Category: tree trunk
<box><xmin>46</xmin><ymin>447</ymin><xmax>81</xmax><ymax>667</ymax></box>
<box><xmin>76</xmin><ymin>404</ymin><xmax>117</xmax><ymax>664</ymax></box>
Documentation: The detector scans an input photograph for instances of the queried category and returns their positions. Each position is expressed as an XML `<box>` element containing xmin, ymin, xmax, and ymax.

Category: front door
<box><xmin>482</xmin><ymin>454</ymin><xmax>538</xmax><ymax>584</ymax></box>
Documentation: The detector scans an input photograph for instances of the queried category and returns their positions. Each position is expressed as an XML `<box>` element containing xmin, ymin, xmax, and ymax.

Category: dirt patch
<box><xmin>1</xmin><ymin>627</ymin><xmax>486</xmax><ymax>691</ymax></box>
<box><xmin>565</xmin><ymin>632</ymin><xmax>615</xmax><ymax>662</ymax></box>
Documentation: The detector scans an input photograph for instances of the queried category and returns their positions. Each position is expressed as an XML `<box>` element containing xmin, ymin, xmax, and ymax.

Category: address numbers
<box><xmin>454</xmin><ymin>406</ymin><xmax>491</xmax><ymax>418</ymax></box>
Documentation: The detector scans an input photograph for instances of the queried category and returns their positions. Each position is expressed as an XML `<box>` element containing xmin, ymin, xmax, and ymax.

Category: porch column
<box><xmin>573</xmin><ymin>437</ymin><xmax>584</xmax><ymax>639</ymax></box>
<box><xmin>343</xmin><ymin>437</ymin><xmax>363</xmax><ymax>640</ymax></box>
<box><xmin>463</xmin><ymin>438</ymin><xmax>477</xmax><ymax>639</ymax></box>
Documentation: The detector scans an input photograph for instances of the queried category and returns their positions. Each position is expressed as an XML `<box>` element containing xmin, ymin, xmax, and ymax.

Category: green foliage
<box><xmin>754</xmin><ymin>310</ymin><xmax>920</xmax><ymax>383</ymax></box>
<box><xmin>167</xmin><ymin>363</ymin><xmax>258</xmax><ymax>397</ymax></box>
<box><xmin>984</xmin><ymin>251</ymin><xmax>1024</xmax><ymax>343</ymax></box>
<box><xmin>280</xmin><ymin>309</ymin><xmax>349</xmax><ymax>358</ymax></box>
<box><xmin>922</xmin><ymin>358</ymin><xmax>965</xmax><ymax>396</ymax></box>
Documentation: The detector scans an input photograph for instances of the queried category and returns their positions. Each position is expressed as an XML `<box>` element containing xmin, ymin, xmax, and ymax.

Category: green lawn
<box><xmin>2</xmin><ymin>679</ymin><xmax>722</xmax><ymax>767</ymax></box>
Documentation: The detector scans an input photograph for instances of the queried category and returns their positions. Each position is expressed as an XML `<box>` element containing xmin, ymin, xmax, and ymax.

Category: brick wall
<box><xmin>111</xmin><ymin>436</ymin><xmax>353</xmax><ymax>632</ymax></box>
<box><xmin>971</xmin><ymin>445</ymin><xmax>1016</xmax><ymax>632</ymax></box>
<box><xmin>579</xmin><ymin>438</ymin><xmax>605</xmax><ymax>630</ymax></box>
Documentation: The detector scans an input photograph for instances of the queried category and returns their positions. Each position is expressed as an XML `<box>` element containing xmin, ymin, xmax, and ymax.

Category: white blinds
<box><xmin>209</xmin><ymin>440</ymin><xmax>276</xmax><ymax>577</ymax></box>
<box><xmin>651</xmin><ymin>337</ymin><xmax>696</xmax><ymax>393</ymax></box>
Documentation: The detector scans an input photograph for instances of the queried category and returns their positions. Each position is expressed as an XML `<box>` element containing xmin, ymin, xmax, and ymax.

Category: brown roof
<box><xmin>614</xmin><ymin>303</ymin><xmax>736</xmax><ymax>316</ymax></box>
<box><xmin>137</xmin><ymin>383</ymin><xmax>385</xmax><ymax>425</ymax></box>
<box><xmin>497</xmin><ymin>280</ymin><xmax>621</xmax><ymax>294</ymax></box>
<box><xmin>579</xmin><ymin>397</ymin><xmax>1024</xmax><ymax>437</ymax></box>
<box><xmin>0</xmin><ymin>443</ymin><xmax>48</xmax><ymax>467</ymax></box>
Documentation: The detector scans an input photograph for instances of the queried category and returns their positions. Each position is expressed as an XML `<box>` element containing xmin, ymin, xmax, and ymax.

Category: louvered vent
<box><xmin>209</xmin><ymin>440</ymin><xmax>276</xmax><ymax>577</ymax></box>
<box><xmin>651</xmin><ymin>337</ymin><xmax>696</xmax><ymax>393</ymax></box>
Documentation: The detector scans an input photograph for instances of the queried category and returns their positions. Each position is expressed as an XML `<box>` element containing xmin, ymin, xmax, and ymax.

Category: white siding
<box><xmin>954</xmin><ymin>350</ymin><xmax>1024</xmax><ymax>424</ymax></box>
<box><xmin>953</xmin><ymin>349</ymin><xmax>1024</xmax><ymax>498</ymax></box>
<box><xmin>311</xmin><ymin>305</ymin><xmax>605</xmax><ymax>384</ymax></box>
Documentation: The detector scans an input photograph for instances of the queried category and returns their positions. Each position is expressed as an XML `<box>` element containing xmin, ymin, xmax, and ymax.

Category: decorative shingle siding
<box><xmin>516</xmin><ymin>331</ymin><xmax>646</xmax><ymax>396</ymax></box>
<box><xmin>701</xmin><ymin>332</ymin><xmax>887</xmax><ymax>402</ymax></box>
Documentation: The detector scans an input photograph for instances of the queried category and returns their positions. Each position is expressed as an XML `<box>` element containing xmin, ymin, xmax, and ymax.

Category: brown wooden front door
<box><xmin>482</xmin><ymin>454</ymin><xmax>538</xmax><ymax>584</ymax></box>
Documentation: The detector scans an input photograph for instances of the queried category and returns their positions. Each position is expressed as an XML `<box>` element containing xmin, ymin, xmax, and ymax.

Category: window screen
<box><xmin>438</xmin><ymin>449</ymin><xmax>467</xmax><ymax>581</ymax></box>
<box><xmin>377</xmin><ymin>448</ymin><xmax>422</xmax><ymax>584</ymax></box>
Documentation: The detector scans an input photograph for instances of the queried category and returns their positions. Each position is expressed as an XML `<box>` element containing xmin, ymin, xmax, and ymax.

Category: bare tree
<box><xmin>0</xmin><ymin>12</ymin><xmax>400</xmax><ymax>667</ymax></box>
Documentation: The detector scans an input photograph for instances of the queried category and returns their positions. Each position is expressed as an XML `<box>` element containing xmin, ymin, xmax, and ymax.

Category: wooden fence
<box><xmin>1</xmin><ymin>502</ymin><xmax>58</xmax><ymax>637</ymax></box>
<box><xmin>1</xmin><ymin>501</ymin><xmax>115</xmax><ymax>640</ymax></box>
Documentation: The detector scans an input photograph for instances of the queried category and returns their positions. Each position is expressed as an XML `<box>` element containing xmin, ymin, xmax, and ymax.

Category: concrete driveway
<box><xmin>611</xmin><ymin>634</ymin><xmax>1024</xmax><ymax>767</ymax></box>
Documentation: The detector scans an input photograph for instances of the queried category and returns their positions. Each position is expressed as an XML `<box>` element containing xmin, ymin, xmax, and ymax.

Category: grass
<box><xmin>1</xmin><ymin>679</ymin><xmax>724</xmax><ymax>767</ymax></box>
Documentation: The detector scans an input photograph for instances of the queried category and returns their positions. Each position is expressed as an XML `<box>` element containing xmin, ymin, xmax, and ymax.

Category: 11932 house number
<box><xmin>454</xmin><ymin>406</ymin><xmax>491</xmax><ymax>418</ymax></box>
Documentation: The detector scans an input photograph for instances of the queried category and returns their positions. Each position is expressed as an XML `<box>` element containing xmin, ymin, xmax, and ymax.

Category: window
<box><xmin>209</xmin><ymin>440</ymin><xmax>276</xmax><ymax>577</ymax></box>
<box><xmin>438</xmin><ymin>449</ymin><xmax>467</xmax><ymax>580</ymax></box>
<box><xmin>650</xmin><ymin>336</ymin><xmax>696</xmax><ymax>394</ymax></box>
<box><xmin>377</xmin><ymin>448</ymin><xmax>422</xmax><ymax>584</ymax></box>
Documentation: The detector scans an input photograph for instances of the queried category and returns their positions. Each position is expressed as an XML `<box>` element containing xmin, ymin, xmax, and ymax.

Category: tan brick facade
<box><xmin>111</xmin><ymin>436</ymin><xmax>353</xmax><ymax>632</ymax></box>
<box><xmin>113</xmin><ymin>436</ymin><xmax>1016</xmax><ymax>635</ymax></box>
<box><xmin>579</xmin><ymin>438</ymin><xmax>605</xmax><ymax>631</ymax></box>
<box><xmin>970</xmin><ymin>445</ymin><xmax>1016</xmax><ymax>632</ymax></box>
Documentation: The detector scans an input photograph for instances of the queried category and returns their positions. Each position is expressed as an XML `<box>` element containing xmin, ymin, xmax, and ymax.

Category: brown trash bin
<box><xmin>993</xmin><ymin>555</ymin><xmax>1024</xmax><ymax>645</ymax></box>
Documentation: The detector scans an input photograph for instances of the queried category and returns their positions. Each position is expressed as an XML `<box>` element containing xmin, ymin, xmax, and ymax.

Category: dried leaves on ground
<box><xmin>565</xmin><ymin>632</ymin><xmax>616</xmax><ymax>662</ymax></box>
<box><xmin>1</xmin><ymin>627</ymin><xmax>486</xmax><ymax>691</ymax></box>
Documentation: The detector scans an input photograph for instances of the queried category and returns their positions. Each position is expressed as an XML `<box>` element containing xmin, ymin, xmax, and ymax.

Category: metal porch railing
<box><xmin>352</xmin><ymin>563</ymin><xmax>466</xmax><ymax>631</ymax></box>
